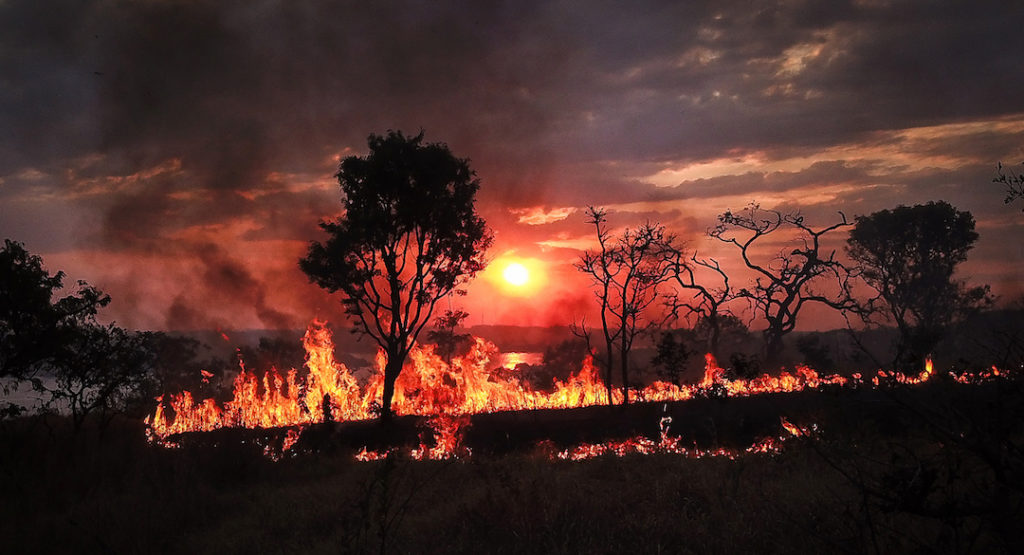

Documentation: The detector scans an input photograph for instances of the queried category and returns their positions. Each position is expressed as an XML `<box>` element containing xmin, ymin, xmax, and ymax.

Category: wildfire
<box><xmin>147</xmin><ymin>319</ymin><xmax>618</xmax><ymax>439</ymax></box>
<box><xmin>552</xmin><ymin>415</ymin><xmax>811</xmax><ymax>461</ymax></box>
<box><xmin>350</xmin><ymin>413</ymin><xmax>811</xmax><ymax>463</ymax></box>
<box><xmin>145</xmin><ymin>320</ymin><xmax>1009</xmax><ymax>462</ymax></box>
<box><xmin>780</xmin><ymin>416</ymin><xmax>810</xmax><ymax>437</ymax></box>
<box><xmin>410</xmin><ymin>415</ymin><xmax>472</xmax><ymax>460</ymax></box>
<box><xmin>262</xmin><ymin>427</ymin><xmax>304</xmax><ymax>461</ymax></box>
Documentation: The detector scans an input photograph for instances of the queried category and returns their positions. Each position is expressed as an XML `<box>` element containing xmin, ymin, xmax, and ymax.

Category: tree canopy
<box><xmin>1</xmin><ymin>239</ymin><xmax>110</xmax><ymax>380</ymax></box>
<box><xmin>575</xmin><ymin>207</ymin><xmax>676</xmax><ymax>404</ymax></box>
<box><xmin>300</xmin><ymin>131</ymin><xmax>491</xmax><ymax>420</ymax></box>
<box><xmin>1</xmin><ymin>239</ymin><xmax>155</xmax><ymax>428</ymax></box>
<box><xmin>846</xmin><ymin>201</ymin><xmax>991</xmax><ymax>372</ymax></box>
<box><xmin>710</xmin><ymin>204</ymin><xmax>857</xmax><ymax>366</ymax></box>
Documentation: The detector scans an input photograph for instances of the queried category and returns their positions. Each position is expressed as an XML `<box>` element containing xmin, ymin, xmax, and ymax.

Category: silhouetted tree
<box><xmin>711</xmin><ymin>204</ymin><xmax>857</xmax><ymax>366</ymax></box>
<box><xmin>236</xmin><ymin>334</ymin><xmax>307</xmax><ymax>378</ymax></box>
<box><xmin>425</xmin><ymin>308</ymin><xmax>471</xmax><ymax>364</ymax></box>
<box><xmin>1</xmin><ymin>239</ymin><xmax>109</xmax><ymax>381</ymax></box>
<box><xmin>45</xmin><ymin>323</ymin><xmax>156</xmax><ymax>431</ymax></box>
<box><xmin>300</xmin><ymin>131</ymin><xmax>492</xmax><ymax>421</ymax></box>
<box><xmin>994</xmin><ymin>162</ymin><xmax>1024</xmax><ymax>212</ymax></box>
<box><xmin>662</xmin><ymin>249</ymin><xmax>735</xmax><ymax>360</ymax></box>
<box><xmin>694</xmin><ymin>313</ymin><xmax>752</xmax><ymax>361</ymax></box>
<box><xmin>728</xmin><ymin>352</ymin><xmax>762</xmax><ymax>380</ymax></box>
<box><xmin>137</xmin><ymin>332</ymin><xmax>207</xmax><ymax>394</ymax></box>
<box><xmin>1</xmin><ymin>239</ymin><xmax>157</xmax><ymax>430</ymax></box>
<box><xmin>651</xmin><ymin>331</ymin><xmax>691</xmax><ymax>386</ymax></box>
<box><xmin>530</xmin><ymin>338</ymin><xmax>591</xmax><ymax>390</ymax></box>
<box><xmin>795</xmin><ymin>333</ymin><xmax>835</xmax><ymax>370</ymax></box>
<box><xmin>575</xmin><ymin>207</ymin><xmax>675</xmax><ymax>404</ymax></box>
<box><xmin>846</xmin><ymin>201</ymin><xmax>992</xmax><ymax>373</ymax></box>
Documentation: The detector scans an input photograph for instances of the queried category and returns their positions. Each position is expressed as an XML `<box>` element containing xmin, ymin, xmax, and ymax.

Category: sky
<box><xmin>2</xmin><ymin>0</ymin><xmax>1023</xmax><ymax>332</ymax></box>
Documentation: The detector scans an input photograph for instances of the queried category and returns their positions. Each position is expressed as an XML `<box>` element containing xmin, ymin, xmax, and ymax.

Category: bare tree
<box><xmin>710</xmin><ymin>203</ymin><xmax>857</xmax><ymax>366</ymax></box>
<box><xmin>662</xmin><ymin>249</ymin><xmax>734</xmax><ymax>360</ymax></box>
<box><xmin>994</xmin><ymin>161</ymin><xmax>1024</xmax><ymax>212</ymax></box>
<box><xmin>575</xmin><ymin>207</ymin><xmax>674</xmax><ymax>404</ymax></box>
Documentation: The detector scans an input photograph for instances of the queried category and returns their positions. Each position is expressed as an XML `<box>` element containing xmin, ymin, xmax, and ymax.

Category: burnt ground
<box><xmin>2</xmin><ymin>374</ymin><xmax>1021</xmax><ymax>554</ymax></box>
<box><xmin>167</xmin><ymin>375</ymin><xmax>1014</xmax><ymax>459</ymax></box>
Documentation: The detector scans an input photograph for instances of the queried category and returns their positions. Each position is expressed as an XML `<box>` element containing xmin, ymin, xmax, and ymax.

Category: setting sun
<box><xmin>503</xmin><ymin>262</ymin><xmax>530</xmax><ymax>286</ymax></box>
<box><xmin>480</xmin><ymin>255</ymin><xmax>549</xmax><ymax>299</ymax></box>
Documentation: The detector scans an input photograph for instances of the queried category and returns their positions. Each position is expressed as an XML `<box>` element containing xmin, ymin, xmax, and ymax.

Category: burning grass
<box><xmin>145</xmin><ymin>320</ymin><xmax>1008</xmax><ymax>465</ymax></box>
<box><xmin>4</xmin><ymin>372</ymin><xmax>1022</xmax><ymax>555</ymax></box>
<box><xmin>3</xmin><ymin>316</ymin><xmax>1019</xmax><ymax>552</ymax></box>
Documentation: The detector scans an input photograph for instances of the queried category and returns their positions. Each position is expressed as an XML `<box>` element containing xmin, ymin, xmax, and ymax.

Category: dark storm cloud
<box><xmin>4</xmin><ymin>0</ymin><xmax>1023</xmax><ymax>205</ymax></box>
<box><xmin>555</xmin><ymin>0</ymin><xmax>1024</xmax><ymax>164</ymax></box>
<box><xmin>649</xmin><ymin>160</ymin><xmax>879</xmax><ymax>202</ymax></box>
<box><xmin>0</xmin><ymin>0</ymin><xmax>100</xmax><ymax>171</ymax></box>
<box><xmin>2</xmin><ymin>0</ymin><xmax>1022</xmax><ymax>327</ymax></box>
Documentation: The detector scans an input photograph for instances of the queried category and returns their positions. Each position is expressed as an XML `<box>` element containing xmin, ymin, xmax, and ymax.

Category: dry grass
<box><xmin>2</xmin><ymin>377</ymin><xmax>1021</xmax><ymax>554</ymax></box>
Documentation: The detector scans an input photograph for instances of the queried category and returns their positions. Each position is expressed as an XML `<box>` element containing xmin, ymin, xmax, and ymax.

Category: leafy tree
<box><xmin>138</xmin><ymin>331</ymin><xmax>234</xmax><ymax>397</ymax></box>
<box><xmin>425</xmin><ymin>308</ymin><xmax>471</xmax><ymax>364</ymax></box>
<box><xmin>651</xmin><ymin>331</ymin><xmax>691</xmax><ymax>386</ymax></box>
<box><xmin>1</xmin><ymin>239</ymin><xmax>109</xmax><ymax>381</ymax></box>
<box><xmin>846</xmin><ymin>201</ymin><xmax>992</xmax><ymax>372</ymax></box>
<box><xmin>575</xmin><ymin>207</ymin><xmax>675</xmax><ymax>404</ymax></box>
<box><xmin>1</xmin><ymin>239</ymin><xmax>156</xmax><ymax>430</ymax></box>
<box><xmin>711</xmin><ymin>204</ymin><xmax>857</xmax><ymax>366</ymax></box>
<box><xmin>43</xmin><ymin>324</ymin><xmax>156</xmax><ymax>430</ymax></box>
<box><xmin>235</xmin><ymin>334</ymin><xmax>307</xmax><ymax>379</ymax></box>
<box><xmin>795</xmin><ymin>334</ymin><xmax>835</xmax><ymax>370</ymax></box>
<box><xmin>300</xmin><ymin>131</ymin><xmax>492</xmax><ymax>420</ymax></box>
<box><xmin>728</xmin><ymin>352</ymin><xmax>762</xmax><ymax>380</ymax></box>
<box><xmin>530</xmin><ymin>338</ymin><xmax>591</xmax><ymax>390</ymax></box>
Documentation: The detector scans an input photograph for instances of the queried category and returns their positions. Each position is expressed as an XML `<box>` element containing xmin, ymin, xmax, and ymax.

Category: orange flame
<box><xmin>148</xmin><ymin>321</ymin><xmax>627</xmax><ymax>439</ymax></box>
<box><xmin>147</xmin><ymin>320</ymin><xmax>1009</xmax><ymax>449</ymax></box>
<box><xmin>780</xmin><ymin>416</ymin><xmax>807</xmax><ymax>437</ymax></box>
<box><xmin>411</xmin><ymin>415</ymin><xmax>471</xmax><ymax>460</ymax></box>
<box><xmin>552</xmin><ymin>417</ymin><xmax>805</xmax><ymax>461</ymax></box>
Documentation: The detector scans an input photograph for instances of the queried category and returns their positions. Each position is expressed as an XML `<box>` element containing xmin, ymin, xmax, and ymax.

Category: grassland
<box><xmin>2</xmin><ymin>375</ymin><xmax>1021</xmax><ymax>554</ymax></box>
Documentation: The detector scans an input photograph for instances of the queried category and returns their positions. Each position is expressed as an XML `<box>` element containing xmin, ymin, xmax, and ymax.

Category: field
<box><xmin>2</xmin><ymin>375</ymin><xmax>1022</xmax><ymax>554</ymax></box>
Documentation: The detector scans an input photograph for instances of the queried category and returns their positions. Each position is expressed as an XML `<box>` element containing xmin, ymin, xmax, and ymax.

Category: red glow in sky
<box><xmin>1</xmin><ymin>1</ymin><xmax>1022</xmax><ymax>331</ymax></box>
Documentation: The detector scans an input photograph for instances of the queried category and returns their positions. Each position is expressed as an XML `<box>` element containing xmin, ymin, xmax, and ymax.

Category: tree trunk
<box><xmin>604</xmin><ymin>338</ymin><xmax>615</xmax><ymax>406</ymax></box>
<box><xmin>765</xmin><ymin>329</ymin><xmax>785</xmax><ymax>368</ymax></box>
<box><xmin>379</xmin><ymin>353</ymin><xmax>403</xmax><ymax>422</ymax></box>
<box><xmin>708</xmin><ymin>316</ymin><xmax>721</xmax><ymax>360</ymax></box>
<box><xmin>619</xmin><ymin>344</ymin><xmax>630</xmax><ymax>405</ymax></box>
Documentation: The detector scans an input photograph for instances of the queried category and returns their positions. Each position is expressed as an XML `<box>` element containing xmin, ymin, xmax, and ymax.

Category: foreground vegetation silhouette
<box><xmin>300</xmin><ymin>131</ymin><xmax>492</xmax><ymax>422</ymax></box>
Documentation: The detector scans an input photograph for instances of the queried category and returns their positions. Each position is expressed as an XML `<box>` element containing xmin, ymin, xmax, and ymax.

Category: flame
<box><xmin>147</xmin><ymin>320</ymin><xmax>1010</xmax><ymax>451</ymax></box>
<box><xmin>355</xmin><ymin>446</ymin><xmax>390</xmax><ymax>462</ymax></box>
<box><xmin>780</xmin><ymin>416</ymin><xmax>807</xmax><ymax>437</ymax></box>
<box><xmin>699</xmin><ymin>353</ymin><xmax>725</xmax><ymax>388</ymax></box>
<box><xmin>148</xmin><ymin>322</ymin><xmax>628</xmax><ymax>439</ymax></box>
<box><xmin>411</xmin><ymin>415</ymin><xmax>471</xmax><ymax>460</ymax></box>
<box><xmin>552</xmin><ymin>415</ymin><xmax>806</xmax><ymax>461</ymax></box>
<box><xmin>349</xmin><ymin>411</ymin><xmax>807</xmax><ymax>463</ymax></box>
<box><xmin>262</xmin><ymin>426</ymin><xmax>305</xmax><ymax>461</ymax></box>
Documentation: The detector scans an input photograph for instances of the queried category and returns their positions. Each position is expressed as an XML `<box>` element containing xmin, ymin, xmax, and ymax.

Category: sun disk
<box><xmin>503</xmin><ymin>262</ymin><xmax>530</xmax><ymax>286</ymax></box>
